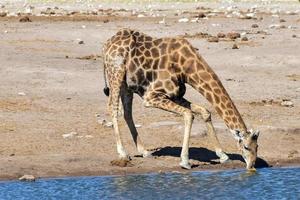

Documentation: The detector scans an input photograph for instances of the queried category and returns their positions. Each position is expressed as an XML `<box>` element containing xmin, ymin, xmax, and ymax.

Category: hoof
<box><xmin>180</xmin><ymin>161</ymin><xmax>191</xmax><ymax>170</ymax></box>
<box><xmin>216</xmin><ymin>150</ymin><xmax>230</xmax><ymax>163</ymax></box>
<box><xmin>143</xmin><ymin>151</ymin><xmax>153</xmax><ymax>158</ymax></box>
<box><xmin>119</xmin><ymin>154</ymin><xmax>131</xmax><ymax>161</ymax></box>
<box><xmin>220</xmin><ymin>155</ymin><xmax>230</xmax><ymax>163</ymax></box>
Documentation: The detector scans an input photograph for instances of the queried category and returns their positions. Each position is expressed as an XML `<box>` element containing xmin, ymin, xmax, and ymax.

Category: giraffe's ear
<box><xmin>250</xmin><ymin>130</ymin><xmax>260</xmax><ymax>140</ymax></box>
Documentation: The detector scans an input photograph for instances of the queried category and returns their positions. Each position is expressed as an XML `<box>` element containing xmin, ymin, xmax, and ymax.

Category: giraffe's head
<box><xmin>232</xmin><ymin>129</ymin><xmax>260</xmax><ymax>171</ymax></box>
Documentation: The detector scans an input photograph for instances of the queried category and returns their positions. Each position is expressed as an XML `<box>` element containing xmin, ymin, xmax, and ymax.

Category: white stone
<box><xmin>137</xmin><ymin>14</ymin><xmax>145</xmax><ymax>18</ymax></box>
<box><xmin>158</xmin><ymin>18</ymin><xmax>165</xmax><ymax>24</ymax></box>
<box><xmin>18</xmin><ymin>92</ymin><xmax>26</xmax><ymax>96</ymax></box>
<box><xmin>62</xmin><ymin>132</ymin><xmax>78</xmax><ymax>139</ymax></box>
<box><xmin>281</xmin><ymin>100</ymin><xmax>293</xmax><ymax>107</ymax></box>
<box><xmin>178</xmin><ymin>18</ymin><xmax>189</xmax><ymax>23</ymax></box>
<box><xmin>190</xmin><ymin>18</ymin><xmax>199</xmax><ymax>23</ymax></box>
<box><xmin>135</xmin><ymin>124</ymin><xmax>142</xmax><ymax>128</ymax></box>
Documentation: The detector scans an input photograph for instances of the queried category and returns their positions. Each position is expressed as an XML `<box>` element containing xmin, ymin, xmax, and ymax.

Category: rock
<box><xmin>19</xmin><ymin>16</ymin><xmax>32</xmax><ymax>22</ymax></box>
<box><xmin>19</xmin><ymin>175</ymin><xmax>35</xmax><ymax>182</ymax></box>
<box><xmin>85</xmin><ymin>135</ymin><xmax>93</xmax><ymax>138</ymax></box>
<box><xmin>103</xmin><ymin>19</ymin><xmax>109</xmax><ymax>23</ymax></box>
<box><xmin>269</xmin><ymin>24</ymin><xmax>280</xmax><ymax>29</ymax></box>
<box><xmin>178</xmin><ymin>18</ymin><xmax>189</xmax><ymax>23</ymax></box>
<box><xmin>227</xmin><ymin>32</ymin><xmax>240</xmax><ymax>40</ymax></box>
<box><xmin>292</xmin><ymin>34</ymin><xmax>297</xmax><ymax>38</ymax></box>
<box><xmin>251</xmin><ymin>24</ymin><xmax>259</xmax><ymax>28</ymax></box>
<box><xmin>281</xmin><ymin>100</ymin><xmax>294</xmax><ymax>107</ymax></box>
<box><xmin>196</xmin><ymin>12</ymin><xmax>206</xmax><ymax>18</ymax></box>
<box><xmin>287</xmin><ymin>25</ymin><xmax>296</xmax><ymax>29</ymax></box>
<box><xmin>76</xmin><ymin>39</ymin><xmax>84</xmax><ymax>44</ymax></box>
<box><xmin>241</xmin><ymin>36</ymin><xmax>248</xmax><ymax>41</ymax></box>
<box><xmin>217</xmin><ymin>32</ymin><xmax>226</xmax><ymax>38</ymax></box>
<box><xmin>280</xmin><ymin>19</ymin><xmax>286</xmax><ymax>23</ymax></box>
<box><xmin>0</xmin><ymin>4</ymin><xmax>5</xmax><ymax>8</ymax></box>
<box><xmin>0</xmin><ymin>12</ymin><xmax>7</xmax><ymax>17</ymax></box>
<box><xmin>280</xmin><ymin>25</ymin><xmax>286</xmax><ymax>29</ymax></box>
<box><xmin>18</xmin><ymin>92</ymin><xmax>26</xmax><ymax>96</ymax></box>
<box><xmin>232</xmin><ymin>44</ymin><xmax>239</xmax><ymax>49</ymax></box>
<box><xmin>158</xmin><ymin>18</ymin><xmax>165</xmax><ymax>24</ymax></box>
<box><xmin>97</xmin><ymin>119</ymin><xmax>113</xmax><ymax>128</ymax></box>
<box><xmin>137</xmin><ymin>14</ymin><xmax>145</xmax><ymax>18</ymax></box>
<box><xmin>135</xmin><ymin>124</ymin><xmax>142</xmax><ymax>128</ymax></box>
<box><xmin>62</xmin><ymin>132</ymin><xmax>78</xmax><ymax>139</ymax></box>
<box><xmin>207</xmin><ymin>36</ymin><xmax>219</xmax><ymax>42</ymax></box>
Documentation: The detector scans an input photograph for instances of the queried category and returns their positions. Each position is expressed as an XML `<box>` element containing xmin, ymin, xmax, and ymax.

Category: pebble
<box><xmin>76</xmin><ymin>39</ymin><xmax>84</xmax><ymax>44</ymax></box>
<box><xmin>269</xmin><ymin>24</ymin><xmax>280</xmax><ymax>29</ymax></box>
<box><xmin>158</xmin><ymin>18</ymin><xmax>165</xmax><ymax>24</ymax></box>
<box><xmin>19</xmin><ymin>175</ymin><xmax>35</xmax><ymax>182</ymax></box>
<box><xmin>227</xmin><ymin>32</ymin><xmax>240</xmax><ymax>40</ymax></box>
<box><xmin>0</xmin><ymin>12</ymin><xmax>7</xmax><ymax>17</ymax></box>
<box><xmin>281</xmin><ymin>100</ymin><xmax>294</xmax><ymax>107</ymax></box>
<box><xmin>135</xmin><ymin>124</ymin><xmax>142</xmax><ymax>128</ymax></box>
<box><xmin>217</xmin><ymin>32</ymin><xmax>226</xmax><ymax>38</ymax></box>
<box><xmin>62</xmin><ymin>132</ymin><xmax>78</xmax><ymax>139</ymax></box>
<box><xmin>97</xmin><ymin>119</ymin><xmax>113</xmax><ymax>128</ymax></box>
<box><xmin>287</xmin><ymin>25</ymin><xmax>296</xmax><ymax>29</ymax></box>
<box><xmin>196</xmin><ymin>12</ymin><xmax>206</xmax><ymax>18</ymax></box>
<box><xmin>251</xmin><ymin>24</ymin><xmax>259</xmax><ymax>28</ymax></box>
<box><xmin>241</xmin><ymin>36</ymin><xmax>248</xmax><ymax>41</ymax></box>
<box><xmin>279</xmin><ymin>19</ymin><xmax>286</xmax><ymax>23</ymax></box>
<box><xmin>207</xmin><ymin>36</ymin><xmax>219</xmax><ymax>42</ymax></box>
<box><xmin>232</xmin><ymin>44</ymin><xmax>239</xmax><ymax>49</ymax></box>
<box><xmin>178</xmin><ymin>18</ymin><xmax>189</xmax><ymax>23</ymax></box>
<box><xmin>19</xmin><ymin>16</ymin><xmax>32</xmax><ymax>22</ymax></box>
<box><xmin>18</xmin><ymin>92</ymin><xmax>26</xmax><ymax>96</ymax></box>
<box><xmin>280</xmin><ymin>25</ymin><xmax>286</xmax><ymax>29</ymax></box>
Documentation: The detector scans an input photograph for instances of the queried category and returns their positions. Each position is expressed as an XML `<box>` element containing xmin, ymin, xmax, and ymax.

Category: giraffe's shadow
<box><xmin>151</xmin><ymin>146</ymin><xmax>270</xmax><ymax>168</ymax></box>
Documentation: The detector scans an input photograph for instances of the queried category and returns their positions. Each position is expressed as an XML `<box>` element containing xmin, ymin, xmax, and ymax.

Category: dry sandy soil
<box><xmin>0</xmin><ymin>1</ymin><xmax>299</xmax><ymax>180</ymax></box>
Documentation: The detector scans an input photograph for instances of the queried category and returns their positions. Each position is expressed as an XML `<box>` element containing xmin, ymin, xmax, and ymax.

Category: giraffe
<box><xmin>102</xmin><ymin>28</ymin><xmax>259</xmax><ymax>171</ymax></box>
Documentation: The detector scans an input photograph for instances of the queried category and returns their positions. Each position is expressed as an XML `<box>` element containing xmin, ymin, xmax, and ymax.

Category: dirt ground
<box><xmin>0</xmin><ymin>1</ymin><xmax>299</xmax><ymax>180</ymax></box>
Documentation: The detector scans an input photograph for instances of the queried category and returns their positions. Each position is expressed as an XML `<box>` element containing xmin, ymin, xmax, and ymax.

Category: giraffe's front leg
<box><xmin>190</xmin><ymin>101</ymin><xmax>230</xmax><ymax>163</ymax></box>
<box><xmin>109</xmin><ymin>72</ymin><xmax>129</xmax><ymax>160</ymax></box>
<box><xmin>121</xmin><ymin>84</ymin><xmax>151</xmax><ymax>158</ymax></box>
<box><xmin>144</xmin><ymin>92</ymin><xmax>194</xmax><ymax>169</ymax></box>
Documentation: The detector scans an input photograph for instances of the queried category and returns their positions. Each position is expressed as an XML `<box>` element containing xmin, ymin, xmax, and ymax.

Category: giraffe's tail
<box><xmin>103</xmin><ymin>61</ymin><xmax>110</xmax><ymax>97</ymax></box>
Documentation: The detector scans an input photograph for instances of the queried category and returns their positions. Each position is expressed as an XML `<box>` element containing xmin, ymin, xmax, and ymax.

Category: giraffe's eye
<box><xmin>244</xmin><ymin>145</ymin><xmax>250</xmax><ymax>151</ymax></box>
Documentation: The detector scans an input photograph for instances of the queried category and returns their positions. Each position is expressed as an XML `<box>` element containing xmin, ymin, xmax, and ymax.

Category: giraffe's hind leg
<box><xmin>144</xmin><ymin>92</ymin><xmax>194</xmax><ymax>169</ymax></box>
<box><xmin>175</xmin><ymin>98</ymin><xmax>230</xmax><ymax>163</ymax></box>
<box><xmin>120</xmin><ymin>84</ymin><xmax>152</xmax><ymax>158</ymax></box>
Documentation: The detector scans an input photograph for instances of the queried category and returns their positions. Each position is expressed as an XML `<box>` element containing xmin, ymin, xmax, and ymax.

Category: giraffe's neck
<box><xmin>187</xmin><ymin>56</ymin><xmax>247</xmax><ymax>132</ymax></box>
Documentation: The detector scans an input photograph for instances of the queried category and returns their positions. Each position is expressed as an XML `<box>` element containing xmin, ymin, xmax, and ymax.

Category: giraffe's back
<box><xmin>103</xmin><ymin>29</ymin><xmax>215</xmax><ymax>100</ymax></box>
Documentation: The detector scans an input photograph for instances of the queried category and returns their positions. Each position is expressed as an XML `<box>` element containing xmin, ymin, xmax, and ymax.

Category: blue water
<box><xmin>0</xmin><ymin>167</ymin><xmax>299</xmax><ymax>200</ymax></box>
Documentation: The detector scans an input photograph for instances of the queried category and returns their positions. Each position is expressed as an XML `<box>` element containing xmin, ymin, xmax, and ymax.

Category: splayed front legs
<box><xmin>177</xmin><ymin>98</ymin><xmax>230</xmax><ymax>163</ymax></box>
